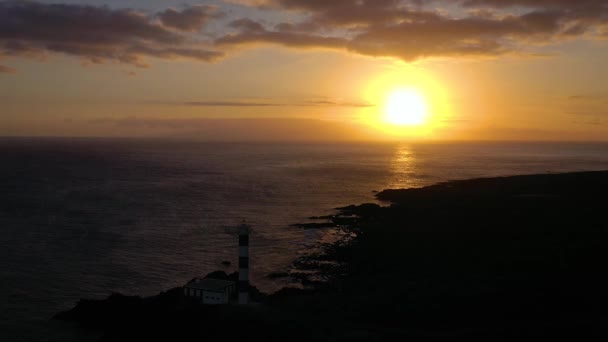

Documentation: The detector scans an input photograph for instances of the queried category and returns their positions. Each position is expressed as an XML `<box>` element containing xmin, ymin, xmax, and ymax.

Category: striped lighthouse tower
<box><xmin>238</xmin><ymin>223</ymin><xmax>251</xmax><ymax>304</ymax></box>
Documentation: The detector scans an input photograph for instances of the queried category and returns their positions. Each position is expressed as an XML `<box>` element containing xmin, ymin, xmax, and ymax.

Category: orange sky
<box><xmin>1</xmin><ymin>0</ymin><xmax>608</xmax><ymax>141</ymax></box>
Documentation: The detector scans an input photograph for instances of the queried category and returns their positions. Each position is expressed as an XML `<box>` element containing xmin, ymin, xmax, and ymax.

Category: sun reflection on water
<box><xmin>386</xmin><ymin>144</ymin><xmax>423</xmax><ymax>190</ymax></box>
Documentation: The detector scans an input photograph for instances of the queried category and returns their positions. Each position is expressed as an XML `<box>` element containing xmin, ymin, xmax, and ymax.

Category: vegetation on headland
<box><xmin>55</xmin><ymin>171</ymin><xmax>608</xmax><ymax>340</ymax></box>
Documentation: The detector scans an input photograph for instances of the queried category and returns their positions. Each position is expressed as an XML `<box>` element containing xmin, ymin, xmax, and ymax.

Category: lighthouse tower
<box><xmin>237</xmin><ymin>223</ymin><xmax>251</xmax><ymax>304</ymax></box>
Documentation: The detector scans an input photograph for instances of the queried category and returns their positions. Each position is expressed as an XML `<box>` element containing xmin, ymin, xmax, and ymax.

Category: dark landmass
<box><xmin>290</xmin><ymin>222</ymin><xmax>336</xmax><ymax>229</ymax></box>
<box><xmin>56</xmin><ymin>171</ymin><xmax>608</xmax><ymax>340</ymax></box>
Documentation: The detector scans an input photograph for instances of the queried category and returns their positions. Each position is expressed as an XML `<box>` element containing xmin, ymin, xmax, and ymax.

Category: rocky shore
<box><xmin>55</xmin><ymin>171</ymin><xmax>608</xmax><ymax>340</ymax></box>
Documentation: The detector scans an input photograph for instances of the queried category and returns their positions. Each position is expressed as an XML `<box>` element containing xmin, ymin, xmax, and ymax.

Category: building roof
<box><xmin>185</xmin><ymin>278</ymin><xmax>235</xmax><ymax>292</ymax></box>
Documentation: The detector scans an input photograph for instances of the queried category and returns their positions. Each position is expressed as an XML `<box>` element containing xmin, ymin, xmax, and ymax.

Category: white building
<box><xmin>183</xmin><ymin>278</ymin><xmax>237</xmax><ymax>305</ymax></box>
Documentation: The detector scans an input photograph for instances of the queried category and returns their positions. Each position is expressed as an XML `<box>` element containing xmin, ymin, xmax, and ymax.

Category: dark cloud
<box><xmin>220</xmin><ymin>0</ymin><xmax>608</xmax><ymax>61</ymax></box>
<box><xmin>182</xmin><ymin>99</ymin><xmax>373</xmax><ymax>108</ymax></box>
<box><xmin>87</xmin><ymin>117</ymin><xmax>374</xmax><ymax>141</ymax></box>
<box><xmin>568</xmin><ymin>95</ymin><xmax>607</xmax><ymax>101</ymax></box>
<box><xmin>461</xmin><ymin>0</ymin><xmax>607</xmax><ymax>9</ymax></box>
<box><xmin>304</xmin><ymin>100</ymin><xmax>374</xmax><ymax>108</ymax></box>
<box><xmin>0</xmin><ymin>1</ymin><xmax>222</xmax><ymax>67</ymax></box>
<box><xmin>158</xmin><ymin>5</ymin><xmax>221</xmax><ymax>32</ymax></box>
<box><xmin>1</xmin><ymin>0</ymin><xmax>606</xmax><ymax>69</ymax></box>
<box><xmin>572</xmin><ymin>117</ymin><xmax>606</xmax><ymax>126</ymax></box>
<box><xmin>185</xmin><ymin>101</ymin><xmax>283</xmax><ymax>107</ymax></box>
<box><xmin>217</xmin><ymin>18</ymin><xmax>347</xmax><ymax>49</ymax></box>
<box><xmin>0</xmin><ymin>64</ymin><xmax>15</xmax><ymax>73</ymax></box>
<box><xmin>229</xmin><ymin>18</ymin><xmax>267</xmax><ymax>32</ymax></box>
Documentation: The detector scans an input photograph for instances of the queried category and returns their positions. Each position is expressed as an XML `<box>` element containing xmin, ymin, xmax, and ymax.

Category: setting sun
<box><xmin>359</xmin><ymin>68</ymin><xmax>450</xmax><ymax>140</ymax></box>
<box><xmin>384</xmin><ymin>89</ymin><xmax>428</xmax><ymax>126</ymax></box>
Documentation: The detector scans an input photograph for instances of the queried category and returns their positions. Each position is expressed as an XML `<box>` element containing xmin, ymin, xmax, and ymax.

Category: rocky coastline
<box><xmin>55</xmin><ymin>171</ymin><xmax>608</xmax><ymax>340</ymax></box>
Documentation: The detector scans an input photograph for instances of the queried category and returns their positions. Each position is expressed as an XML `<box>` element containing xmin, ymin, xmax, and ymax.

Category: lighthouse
<box><xmin>238</xmin><ymin>223</ymin><xmax>251</xmax><ymax>304</ymax></box>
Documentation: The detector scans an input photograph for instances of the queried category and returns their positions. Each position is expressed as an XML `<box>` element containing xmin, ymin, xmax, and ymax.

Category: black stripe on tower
<box><xmin>238</xmin><ymin>280</ymin><xmax>249</xmax><ymax>293</ymax></box>
<box><xmin>239</xmin><ymin>234</ymin><xmax>249</xmax><ymax>246</ymax></box>
<box><xmin>239</xmin><ymin>257</ymin><xmax>249</xmax><ymax>269</ymax></box>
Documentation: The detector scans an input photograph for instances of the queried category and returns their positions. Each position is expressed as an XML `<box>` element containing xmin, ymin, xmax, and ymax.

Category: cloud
<box><xmin>304</xmin><ymin>100</ymin><xmax>374</xmax><ymax>108</ymax></box>
<box><xmin>158</xmin><ymin>5</ymin><xmax>221</xmax><ymax>32</ymax></box>
<box><xmin>216</xmin><ymin>18</ymin><xmax>348</xmax><ymax>49</ymax></box>
<box><xmin>216</xmin><ymin>0</ymin><xmax>608</xmax><ymax>61</ymax></box>
<box><xmin>2</xmin><ymin>0</ymin><xmax>607</xmax><ymax>69</ymax></box>
<box><xmin>461</xmin><ymin>0</ymin><xmax>607</xmax><ymax>9</ymax></box>
<box><xmin>185</xmin><ymin>101</ymin><xmax>283</xmax><ymax>107</ymax></box>
<box><xmin>224</xmin><ymin>0</ymin><xmax>273</xmax><ymax>6</ymax></box>
<box><xmin>178</xmin><ymin>99</ymin><xmax>374</xmax><ymax>108</ymax></box>
<box><xmin>0</xmin><ymin>64</ymin><xmax>15</xmax><ymax>73</ymax></box>
<box><xmin>568</xmin><ymin>94</ymin><xmax>607</xmax><ymax>101</ymax></box>
<box><xmin>0</xmin><ymin>1</ymin><xmax>223</xmax><ymax>67</ymax></box>
<box><xmin>572</xmin><ymin>117</ymin><xmax>606</xmax><ymax>126</ymax></box>
<box><xmin>87</xmin><ymin>117</ymin><xmax>374</xmax><ymax>141</ymax></box>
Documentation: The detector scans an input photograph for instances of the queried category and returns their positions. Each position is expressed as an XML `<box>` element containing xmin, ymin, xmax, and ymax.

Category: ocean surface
<box><xmin>2</xmin><ymin>138</ymin><xmax>608</xmax><ymax>340</ymax></box>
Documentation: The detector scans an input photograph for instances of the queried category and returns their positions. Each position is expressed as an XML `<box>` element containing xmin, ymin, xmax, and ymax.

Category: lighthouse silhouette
<box><xmin>237</xmin><ymin>223</ymin><xmax>251</xmax><ymax>305</ymax></box>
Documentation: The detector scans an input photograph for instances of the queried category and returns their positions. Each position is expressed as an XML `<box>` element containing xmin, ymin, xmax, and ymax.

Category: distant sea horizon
<box><xmin>2</xmin><ymin>137</ymin><xmax>608</xmax><ymax>340</ymax></box>
<box><xmin>3</xmin><ymin>135</ymin><xmax>608</xmax><ymax>143</ymax></box>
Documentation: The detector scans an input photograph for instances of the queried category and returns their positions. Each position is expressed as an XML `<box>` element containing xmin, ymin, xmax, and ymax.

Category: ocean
<box><xmin>2</xmin><ymin>138</ymin><xmax>608</xmax><ymax>340</ymax></box>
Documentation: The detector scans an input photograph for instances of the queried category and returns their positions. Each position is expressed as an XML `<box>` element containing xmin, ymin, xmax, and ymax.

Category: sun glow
<box><xmin>358</xmin><ymin>67</ymin><xmax>453</xmax><ymax>140</ymax></box>
<box><xmin>384</xmin><ymin>88</ymin><xmax>428</xmax><ymax>126</ymax></box>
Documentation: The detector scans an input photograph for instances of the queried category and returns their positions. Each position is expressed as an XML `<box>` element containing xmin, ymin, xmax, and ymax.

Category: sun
<box><xmin>359</xmin><ymin>71</ymin><xmax>448</xmax><ymax>138</ymax></box>
<box><xmin>384</xmin><ymin>88</ymin><xmax>428</xmax><ymax>126</ymax></box>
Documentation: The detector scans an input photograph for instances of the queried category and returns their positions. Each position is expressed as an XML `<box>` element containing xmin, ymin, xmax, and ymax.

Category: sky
<box><xmin>1</xmin><ymin>0</ymin><xmax>608</xmax><ymax>141</ymax></box>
